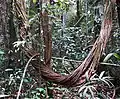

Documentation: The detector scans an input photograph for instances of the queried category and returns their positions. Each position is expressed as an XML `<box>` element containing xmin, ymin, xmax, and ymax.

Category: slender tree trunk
<box><xmin>8</xmin><ymin>0</ymin><xmax>17</xmax><ymax>47</ymax></box>
<box><xmin>0</xmin><ymin>0</ymin><xmax>9</xmax><ymax>49</ymax></box>
<box><xmin>77</xmin><ymin>0</ymin><xmax>80</xmax><ymax>18</ymax></box>
<box><xmin>0</xmin><ymin>0</ymin><xmax>10</xmax><ymax>83</ymax></box>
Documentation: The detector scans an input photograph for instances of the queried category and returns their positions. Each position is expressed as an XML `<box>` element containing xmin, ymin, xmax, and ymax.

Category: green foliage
<box><xmin>103</xmin><ymin>53</ymin><xmax>115</xmax><ymax>62</ymax></box>
<box><xmin>4</xmin><ymin>69</ymin><xmax>23</xmax><ymax>92</ymax></box>
<box><xmin>1</xmin><ymin>0</ymin><xmax>120</xmax><ymax>98</ymax></box>
<box><xmin>78</xmin><ymin>71</ymin><xmax>114</xmax><ymax>99</ymax></box>
<box><xmin>29</xmin><ymin>87</ymin><xmax>46</xmax><ymax>98</ymax></box>
<box><xmin>114</xmin><ymin>53</ymin><xmax>120</xmax><ymax>60</ymax></box>
<box><xmin>103</xmin><ymin>53</ymin><xmax>120</xmax><ymax>63</ymax></box>
<box><xmin>0</xmin><ymin>49</ymin><xmax>5</xmax><ymax>66</ymax></box>
<box><xmin>0</xmin><ymin>50</ymin><xmax>4</xmax><ymax>55</ymax></box>
<box><xmin>32</xmin><ymin>0</ymin><xmax>37</xmax><ymax>4</ymax></box>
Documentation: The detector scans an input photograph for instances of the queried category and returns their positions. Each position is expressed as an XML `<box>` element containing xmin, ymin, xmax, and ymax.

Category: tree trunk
<box><xmin>0</xmin><ymin>0</ymin><xmax>9</xmax><ymax>49</ymax></box>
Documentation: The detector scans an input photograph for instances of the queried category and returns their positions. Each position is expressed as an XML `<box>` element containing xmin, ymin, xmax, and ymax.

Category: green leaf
<box><xmin>103</xmin><ymin>53</ymin><xmax>114</xmax><ymax>62</ymax></box>
<box><xmin>78</xmin><ymin>85</ymin><xmax>86</xmax><ymax>93</ymax></box>
<box><xmin>88</xmin><ymin>87</ymin><xmax>94</xmax><ymax>98</ymax></box>
<box><xmin>83</xmin><ymin>87</ymin><xmax>88</xmax><ymax>97</ymax></box>
<box><xmin>33</xmin><ymin>0</ymin><xmax>37</xmax><ymax>4</ymax></box>
<box><xmin>103</xmin><ymin>53</ymin><xmax>120</xmax><ymax>62</ymax></box>
<box><xmin>5</xmin><ymin>69</ymin><xmax>13</xmax><ymax>71</ymax></box>
<box><xmin>0</xmin><ymin>95</ymin><xmax>10</xmax><ymax>98</ymax></box>
<box><xmin>48</xmin><ymin>87</ymin><xmax>54</xmax><ymax>90</ymax></box>
<box><xmin>0</xmin><ymin>50</ymin><xmax>4</xmax><ymax>55</ymax></box>
<box><xmin>36</xmin><ymin>93</ymin><xmax>40</xmax><ymax>96</ymax></box>
<box><xmin>23</xmin><ymin>78</ymin><xmax>29</xmax><ymax>83</ymax></box>
<box><xmin>113</xmin><ymin>53</ymin><xmax>120</xmax><ymax>60</ymax></box>
<box><xmin>36</xmin><ymin>88</ymin><xmax>45</xmax><ymax>94</ymax></box>
<box><xmin>31</xmin><ymin>90</ymin><xmax>37</xmax><ymax>94</ymax></box>
<box><xmin>85</xmin><ymin>71</ymin><xmax>89</xmax><ymax>81</ymax></box>
<box><xmin>99</xmin><ymin>71</ymin><xmax>105</xmax><ymax>79</ymax></box>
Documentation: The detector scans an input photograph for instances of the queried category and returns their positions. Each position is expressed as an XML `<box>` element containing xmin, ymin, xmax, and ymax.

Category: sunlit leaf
<box><xmin>78</xmin><ymin>85</ymin><xmax>86</xmax><ymax>93</ymax></box>
<box><xmin>48</xmin><ymin>87</ymin><xmax>54</xmax><ymax>90</ymax></box>
<box><xmin>103</xmin><ymin>78</ymin><xmax>114</xmax><ymax>87</ymax></box>
<box><xmin>99</xmin><ymin>71</ymin><xmax>105</xmax><ymax>79</ymax></box>
<box><xmin>83</xmin><ymin>87</ymin><xmax>88</xmax><ymax>97</ymax></box>
<box><xmin>23</xmin><ymin>78</ymin><xmax>29</xmax><ymax>83</ymax></box>
<box><xmin>31</xmin><ymin>91</ymin><xmax>37</xmax><ymax>94</ymax></box>
<box><xmin>88</xmin><ymin>87</ymin><xmax>94</xmax><ymax>98</ymax></box>
<box><xmin>100</xmin><ymin>79</ymin><xmax>110</xmax><ymax>87</ymax></box>
<box><xmin>103</xmin><ymin>53</ymin><xmax>120</xmax><ymax>62</ymax></box>
<box><xmin>33</xmin><ymin>0</ymin><xmax>37</xmax><ymax>4</ymax></box>
<box><xmin>85</xmin><ymin>71</ymin><xmax>89</xmax><ymax>81</ymax></box>
<box><xmin>5</xmin><ymin>69</ymin><xmax>13</xmax><ymax>71</ymax></box>
<box><xmin>103</xmin><ymin>53</ymin><xmax>114</xmax><ymax>62</ymax></box>
<box><xmin>0</xmin><ymin>95</ymin><xmax>10</xmax><ymax>98</ymax></box>
<box><xmin>113</xmin><ymin>53</ymin><xmax>120</xmax><ymax>60</ymax></box>
<box><xmin>90</xmin><ymin>73</ymin><xmax>98</xmax><ymax>80</ymax></box>
<box><xmin>0</xmin><ymin>50</ymin><xmax>4</xmax><ymax>55</ymax></box>
<box><xmin>13</xmin><ymin>41</ymin><xmax>26</xmax><ymax>48</ymax></box>
<box><xmin>36</xmin><ymin>88</ymin><xmax>45</xmax><ymax>94</ymax></box>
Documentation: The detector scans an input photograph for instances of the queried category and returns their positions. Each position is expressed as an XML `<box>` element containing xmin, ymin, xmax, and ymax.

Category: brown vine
<box><xmin>15</xmin><ymin>0</ymin><xmax>115</xmax><ymax>88</ymax></box>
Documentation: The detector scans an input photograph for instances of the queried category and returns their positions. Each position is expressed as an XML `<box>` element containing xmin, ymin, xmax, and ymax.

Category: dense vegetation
<box><xmin>0</xmin><ymin>0</ymin><xmax>120</xmax><ymax>98</ymax></box>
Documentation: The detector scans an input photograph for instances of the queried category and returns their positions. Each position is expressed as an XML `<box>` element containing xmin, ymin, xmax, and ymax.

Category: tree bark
<box><xmin>23</xmin><ymin>0</ymin><xmax>114</xmax><ymax>88</ymax></box>
<box><xmin>0</xmin><ymin>0</ymin><xmax>9</xmax><ymax>49</ymax></box>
